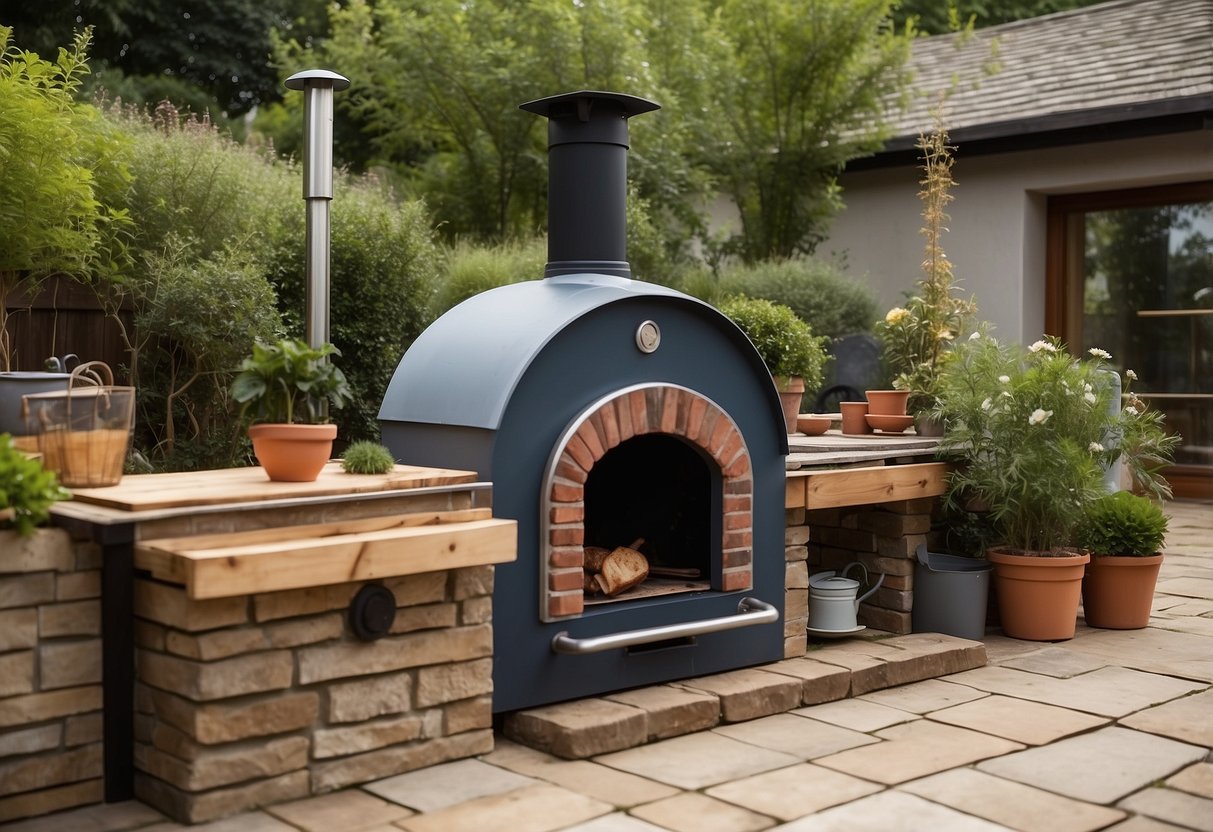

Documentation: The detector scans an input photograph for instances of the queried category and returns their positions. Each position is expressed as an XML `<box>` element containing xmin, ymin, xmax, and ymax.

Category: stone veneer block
<box><xmin>297</xmin><ymin>624</ymin><xmax>492</xmax><ymax>685</ymax></box>
<box><xmin>136</xmin><ymin>768</ymin><xmax>310</xmax><ymax>825</ymax></box>
<box><xmin>134</xmin><ymin>579</ymin><xmax>248</xmax><ymax>632</ymax></box>
<box><xmin>55</xmin><ymin>570</ymin><xmax>101</xmax><ymax>602</ymax></box>
<box><xmin>312</xmin><ymin>713</ymin><xmax>425</xmax><ymax>759</ymax></box>
<box><xmin>414</xmin><ymin>658</ymin><xmax>493</xmax><ymax>708</ymax></box>
<box><xmin>327</xmin><ymin>669</ymin><xmax>414</xmax><ymax>724</ymax></box>
<box><xmin>0</xmin><ymin>778</ymin><xmax>104</xmax><ymax>825</ymax></box>
<box><xmin>444</xmin><ymin>695</ymin><xmax>493</xmax><ymax>735</ymax></box>
<box><xmin>605</xmin><ymin>686</ymin><xmax>721</xmax><ymax>740</ymax></box>
<box><xmin>37</xmin><ymin>600</ymin><xmax>101</xmax><ymax>638</ymax></box>
<box><xmin>677</xmin><ymin>668</ymin><xmax>802</xmax><ymax>723</ymax></box>
<box><xmin>0</xmin><ymin>609</ymin><xmax>38</xmax><ymax>652</ymax></box>
<box><xmin>163</xmin><ymin>627</ymin><xmax>270</xmax><ymax>662</ymax></box>
<box><xmin>138</xmin><ymin>649</ymin><xmax>294</xmax><ymax>702</ymax></box>
<box><xmin>0</xmin><ymin>573</ymin><xmax>55</xmax><ymax>610</ymax></box>
<box><xmin>504</xmin><ymin>699</ymin><xmax>648</xmax><ymax>759</ymax></box>
<box><xmin>136</xmin><ymin>735</ymin><xmax>309</xmax><ymax>791</ymax></box>
<box><xmin>0</xmin><ymin>686</ymin><xmax>102</xmax><ymax>729</ymax></box>
<box><xmin>310</xmin><ymin>729</ymin><xmax>494</xmax><ymax>793</ymax></box>
<box><xmin>0</xmin><ymin>743</ymin><xmax>102</xmax><ymax>798</ymax></box>
<box><xmin>0</xmin><ymin>651</ymin><xmax>34</xmax><ymax>697</ymax></box>
<box><xmin>146</xmin><ymin>688</ymin><xmax>319</xmax><ymax>744</ymax></box>
<box><xmin>0</xmin><ymin>530</ymin><xmax>75</xmax><ymax>574</ymax></box>
<box><xmin>0</xmin><ymin>724</ymin><xmax>62</xmax><ymax>759</ymax></box>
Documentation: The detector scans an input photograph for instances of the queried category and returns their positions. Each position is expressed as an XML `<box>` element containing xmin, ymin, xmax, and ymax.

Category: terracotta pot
<box><xmin>839</xmin><ymin>401</ymin><xmax>871</xmax><ymax>435</ymax></box>
<box><xmin>1082</xmin><ymin>553</ymin><xmax>1164</xmax><ymax>629</ymax></box>
<box><xmin>986</xmin><ymin>548</ymin><xmax>1090</xmax><ymax>641</ymax></box>
<box><xmin>774</xmin><ymin>375</ymin><xmax>805</xmax><ymax>434</ymax></box>
<box><xmin>865</xmin><ymin>389</ymin><xmax>910</xmax><ymax>416</ymax></box>
<box><xmin>248</xmin><ymin>423</ymin><xmax>336</xmax><ymax>482</ymax></box>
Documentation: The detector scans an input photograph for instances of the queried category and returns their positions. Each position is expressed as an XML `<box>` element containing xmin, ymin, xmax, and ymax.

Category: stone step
<box><xmin>501</xmin><ymin>632</ymin><xmax>986</xmax><ymax>759</ymax></box>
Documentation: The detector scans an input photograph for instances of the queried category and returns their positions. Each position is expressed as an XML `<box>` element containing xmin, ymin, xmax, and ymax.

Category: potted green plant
<box><xmin>0</xmin><ymin>433</ymin><xmax>70</xmax><ymax>536</ymax></box>
<box><xmin>875</xmin><ymin>120</ymin><xmax>976</xmax><ymax>432</ymax></box>
<box><xmin>933</xmin><ymin>335</ymin><xmax>1175</xmax><ymax>641</ymax></box>
<box><xmin>719</xmin><ymin>296</ymin><xmax>828</xmax><ymax>434</ymax></box>
<box><xmin>230</xmin><ymin>338</ymin><xmax>352</xmax><ymax>482</ymax></box>
<box><xmin>1076</xmin><ymin>491</ymin><xmax>1168</xmax><ymax>629</ymax></box>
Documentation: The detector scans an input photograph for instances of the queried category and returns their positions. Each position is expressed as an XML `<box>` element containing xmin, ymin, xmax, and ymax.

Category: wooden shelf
<box><xmin>135</xmin><ymin>508</ymin><xmax>517</xmax><ymax>599</ymax></box>
<box><xmin>785</xmin><ymin>461</ymin><xmax>951</xmax><ymax>510</ymax></box>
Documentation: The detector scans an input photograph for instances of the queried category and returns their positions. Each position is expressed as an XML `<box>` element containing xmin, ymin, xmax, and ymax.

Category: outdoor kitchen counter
<box><xmin>784</xmin><ymin>430</ymin><xmax>949</xmax><ymax>510</ymax></box>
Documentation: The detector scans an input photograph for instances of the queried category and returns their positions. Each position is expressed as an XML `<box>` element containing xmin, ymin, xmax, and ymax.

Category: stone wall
<box><xmin>805</xmin><ymin>498</ymin><xmax>935</xmax><ymax>634</ymax></box>
<box><xmin>784</xmin><ymin>508</ymin><xmax>809</xmax><ymax>658</ymax></box>
<box><xmin>0</xmin><ymin>528</ymin><xmax>105</xmax><ymax>824</ymax></box>
<box><xmin>132</xmin><ymin>566</ymin><xmax>497</xmax><ymax>824</ymax></box>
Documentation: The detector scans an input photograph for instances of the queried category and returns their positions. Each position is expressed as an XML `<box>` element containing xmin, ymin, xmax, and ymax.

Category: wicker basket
<box><xmin>21</xmin><ymin>362</ymin><xmax>134</xmax><ymax>488</ymax></box>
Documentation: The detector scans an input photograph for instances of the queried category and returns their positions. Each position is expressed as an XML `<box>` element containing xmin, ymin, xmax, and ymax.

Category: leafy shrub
<box><xmin>432</xmin><ymin>238</ymin><xmax>545</xmax><ymax>317</ymax></box>
<box><xmin>232</xmin><ymin>339</ymin><xmax>352</xmax><ymax>426</ymax></box>
<box><xmin>696</xmin><ymin>257</ymin><xmax>877</xmax><ymax>342</ymax></box>
<box><xmin>717</xmin><ymin>296</ymin><xmax>828</xmax><ymax>389</ymax></box>
<box><xmin>1077</xmin><ymin>491</ymin><xmax>1168</xmax><ymax>556</ymax></box>
<box><xmin>265</xmin><ymin>175</ymin><xmax>441</xmax><ymax>443</ymax></box>
<box><xmin>341</xmin><ymin>441</ymin><xmax>396</xmax><ymax>475</ymax></box>
<box><xmin>0</xmin><ymin>434</ymin><xmax>70</xmax><ymax>535</ymax></box>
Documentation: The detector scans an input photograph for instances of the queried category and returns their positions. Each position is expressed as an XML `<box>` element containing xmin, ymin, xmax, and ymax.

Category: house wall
<box><xmin>820</xmin><ymin>131</ymin><xmax>1213</xmax><ymax>343</ymax></box>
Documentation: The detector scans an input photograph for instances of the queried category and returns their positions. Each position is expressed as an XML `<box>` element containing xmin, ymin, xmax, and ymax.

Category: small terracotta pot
<box><xmin>839</xmin><ymin>401</ymin><xmax>870</xmax><ymax>435</ymax></box>
<box><xmin>987</xmin><ymin>548</ymin><xmax>1089</xmax><ymax>641</ymax></box>
<box><xmin>248</xmin><ymin>423</ymin><xmax>336</xmax><ymax>482</ymax></box>
<box><xmin>774</xmin><ymin>375</ymin><xmax>805</xmax><ymax>435</ymax></box>
<box><xmin>1082</xmin><ymin>553</ymin><xmax>1164</xmax><ymax>629</ymax></box>
<box><xmin>865</xmin><ymin>389</ymin><xmax>911</xmax><ymax>416</ymax></box>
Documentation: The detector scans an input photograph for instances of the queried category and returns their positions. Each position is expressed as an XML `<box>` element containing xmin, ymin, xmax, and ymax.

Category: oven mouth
<box><xmin>540</xmin><ymin>381</ymin><xmax>754</xmax><ymax>622</ymax></box>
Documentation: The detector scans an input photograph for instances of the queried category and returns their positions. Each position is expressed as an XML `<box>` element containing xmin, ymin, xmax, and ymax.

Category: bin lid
<box><xmin>915</xmin><ymin>544</ymin><xmax>993</xmax><ymax>573</ymax></box>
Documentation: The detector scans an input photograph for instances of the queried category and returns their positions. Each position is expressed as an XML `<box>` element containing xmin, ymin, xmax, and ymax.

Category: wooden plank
<box><xmin>137</xmin><ymin>517</ymin><xmax>517</xmax><ymax>600</ymax></box>
<box><xmin>800</xmin><ymin>462</ymin><xmax>951</xmax><ymax>510</ymax></box>
<box><xmin>69</xmin><ymin>462</ymin><xmax>479</xmax><ymax>512</ymax></box>
<box><xmin>785</xmin><ymin>474</ymin><xmax>808</xmax><ymax>509</ymax></box>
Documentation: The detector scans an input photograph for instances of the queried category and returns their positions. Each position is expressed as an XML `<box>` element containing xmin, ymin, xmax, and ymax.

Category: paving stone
<box><xmin>595</xmin><ymin>731</ymin><xmax>800</xmax><ymax>790</ymax></box>
<box><xmin>1102</xmin><ymin>816</ymin><xmax>1197</xmax><ymax>832</ymax></box>
<box><xmin>1153</xmin><ymin>577</ymin><xmax>1213</xmax><ymax>599</ymax></box>
<box><xmin>978</xmin><ymin>726</ymin><xmax>1206</xmax><ymax>803</ymax></box>
<box><xmin>705</xmin><ymin>762</ymin><xmax>882</xmax><ymax>821</ymax></box>
<box><xmin>365</xmin><ymin>757</ymin><xmax>537</xmax><ymax>812</ymax></box>
<box><xmin>628</xmin><ymin>792</ymin><xmax>775</xmax><ymax>832</ymax></box>
<box><xmin>766</xmin><ymin>790</ymin><xmax>1010</xmax><ymax>831</ymax></box>
<box><xmin>0</xmin><ymin>798</ymin><xmax>164</xmax><ymax>832</ymax></box>
<box><xmin>998</xmin><ymin>646</ymin><xmax>1108</xmax><ymax>678</ymax></box>
<box><xmin>1119</xmin><ymin>787</ymin><xmax>1213</xmax><ymax>832</ymax></box>
<box><xmin>789</xmin><ymin>698</ymin><xmax>920</xmax><ymax>733</ymax></box>
<box><xmin>814</xmin><ymin>721</ymin><xmax>1022</xmax><ymax>785</ymax></box>
<box><xmin>677</xmin><ymin>668</ymin><xmax>802</xmax><ymax>723</ymax></box>
<box><xmin>166</xmin><ymin>810</ymin><xmax>298</xmax><ymax>831</ymax></box>
<box><xmin>807</xmin><ymin>634</ymin><xmax>985</xmax><ymax>695</ymax></box>
<box><xmin>945</xmin><ymin>666</ymin><xmax>1207</xmax><ymax>717</ymax></box>
<box><xmin>395</xmin><ymin>783</ymin><xmax>611</xmax><ymax>832</ymax></box>
<box><xmin>899</xmin><ymin>768</ymin><xmax>1126</xmax><ymax>832</ymax></box>
<box><xmin>503</xmin><ymin>699</ymin><xmax>647</xmax><ymax>759</ymax></box>
<box><xmin>760</xmin><ymin>658</ymin><xmax>851</xmax><ymax>705</ymax></box>
<box><xmin>857</xmin><ymin>678</ymin><xmax>987</xmax><ymax>714</ymax></box>
<box><xmin>481</xmin><ymin>738</ymin><xmax>678</xmax><ymax>806</ymax></box>
<box><xmin>1121</xmin><ymin>688</ymin><xmax>1213</xmax><ymax>746</ymax></box>
<box><xmin>559</xmin><ymin>813</ymin><xmax>669</xmax><ymax>832</ymax></box>
<box><xmin>982</xmin><ymin>634</ymin><xmax>1045</xmax><ymax>664</ymax></box>
<box><xmin>926</xmin><ymin>694</ymin><xmax>1109</xmax><ymax>745</ymax></box>
<box><xmin>1167</xmin><ymin>762</ymin><xmax>1213</xmax><ymax>798</ymax></box>
<box><xmin>1063</xmin><ymin>627</ymin><xmax>1213</xmax><ymax>683</ymax></box>
<box><xmin>711</xmin><ymin>713</ymin><xmax>878</xmax><ymax>759</ymax></box>
<box><xmin>265</xmin><ymin>790</ymin><xmax>413</xmax><ymax>831</ymax></box>
<box><xmin>605</xmin><ymin>685</ymin><xmax>720</xmax><ymax>740</ymax></box>
<box><xmin>479</xmin><ymin>737</ymin><xmax>563</xmax><ymax>775</ymax></box>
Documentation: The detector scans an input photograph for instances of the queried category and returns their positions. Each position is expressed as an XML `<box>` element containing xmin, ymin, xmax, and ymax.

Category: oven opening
<box><xmin>583</xmin><ymin>434</ymin><xmax>717</xmax><ymax>605</ymax></box>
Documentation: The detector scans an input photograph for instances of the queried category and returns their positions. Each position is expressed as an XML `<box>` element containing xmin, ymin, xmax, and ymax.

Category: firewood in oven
<box><xmin>583</xmin><ymin>571</ymin><xmax>602</xmax><ymax>595</ymax></box>
<box><xmin>593</xmin><ymin>546</ymin><xmax>649</xmax><ymax>596</ymax></box>
<box><xmin>583</xmin><ymin>546</ymin><xmax>611</xmax><ymax>573</ymax></box>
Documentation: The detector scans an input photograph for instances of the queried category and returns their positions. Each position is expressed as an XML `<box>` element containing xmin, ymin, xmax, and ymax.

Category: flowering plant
<box><xmin>876</xmin><ymin>120</ymin><xmax>976</xmax><ymax>415</ymax></box>
<box><xmin>933</xmin><ymin>335</ymin><xmax>1176</xmax><ymax>554</ymax></box>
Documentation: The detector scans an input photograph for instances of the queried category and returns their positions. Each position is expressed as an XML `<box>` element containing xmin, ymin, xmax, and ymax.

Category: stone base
<box><xmin>502</xmin><ymin>631</ymin><xmax>985</xmax><ymax>758</ymax></box>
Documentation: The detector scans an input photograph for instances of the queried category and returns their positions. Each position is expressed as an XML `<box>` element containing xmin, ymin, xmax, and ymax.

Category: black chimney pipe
<box><xmin>520</xmin><ymin>90</ymin><xmax>660</xmax><ymax>279</ymax></box>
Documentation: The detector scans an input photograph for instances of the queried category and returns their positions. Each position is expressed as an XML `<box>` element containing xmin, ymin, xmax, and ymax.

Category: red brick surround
<box><xmin>542</xmin><ymin>384</ymin><xmax>754</xmax><ymax>621</ymax></box>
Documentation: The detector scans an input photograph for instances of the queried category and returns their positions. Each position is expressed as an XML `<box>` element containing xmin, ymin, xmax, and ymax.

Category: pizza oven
<box><xmin>380</xmin><ymin>91</ymin><xmax>788</xmax><ymax>713</ymax></box>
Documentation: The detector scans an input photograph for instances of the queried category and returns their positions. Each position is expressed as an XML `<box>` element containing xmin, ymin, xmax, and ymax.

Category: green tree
<box><xmin>894</xmin><ymin>0</ymin><xmax>1107</xmax><ymax>34</ymax></box>
<box><xmin>709</xmin><ymin>0</ymin><xmax>911</xmax><ymax>261</ymax></box>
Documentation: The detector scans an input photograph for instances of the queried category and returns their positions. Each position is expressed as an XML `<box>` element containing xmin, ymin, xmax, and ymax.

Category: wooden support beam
<box><xmin>785</xmin><ymin>462</ymin><xmax>951</xmax><ymax>510</ymax></box>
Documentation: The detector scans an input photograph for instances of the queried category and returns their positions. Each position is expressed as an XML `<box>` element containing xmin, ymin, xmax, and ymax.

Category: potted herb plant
<box><xmin>1076</xmin><ymin>491</ymin><xmax>1168</xmax><ymax>629</ymax></box>
<box><xmin>719</xmin><ymin>296</ymin><xmax>828</xmax><ymax>434</ymax></box>
<box><xmin>933</xmin><ymin>335</ymin><xmax>1175</xmax><ymax>641</ymax></box>
<box><xmin>0</xmin><ymin>433</ymin><xmax>70</xmax><ymax>536</ymax></box>
<box><xmin>876</xmin><ymin>120</ymin><xmax>976</xmax><ymax>432</ymax></box>
<box><xmin>230</xmin><ymin>338</ymin><xmax>352</xmax><ymax>482</ymax></box>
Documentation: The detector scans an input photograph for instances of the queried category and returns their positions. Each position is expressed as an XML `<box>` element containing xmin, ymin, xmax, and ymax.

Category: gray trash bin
<box><xmin>912</xmin><ymin>543</ymin><xmax>992</xmax><ymax>641</ymax></box>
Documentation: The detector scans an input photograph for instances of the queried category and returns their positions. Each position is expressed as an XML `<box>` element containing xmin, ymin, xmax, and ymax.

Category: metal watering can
<box><xmin>808</xmin><ymin>563</ymin><xmax>884</xmax><ymax>632</ymax></box>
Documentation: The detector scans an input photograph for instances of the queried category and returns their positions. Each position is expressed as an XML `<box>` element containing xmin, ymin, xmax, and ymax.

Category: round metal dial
<box><xmin>635</xmin><ymin>320</ymin><xmax>661</xmax><ymax>353</ymax></box>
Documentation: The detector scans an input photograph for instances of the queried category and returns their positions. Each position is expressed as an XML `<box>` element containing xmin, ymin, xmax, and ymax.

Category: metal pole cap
<box><xmin>285</xmin><ymin>69</ymin><xmax>351</xmax><ymax>91</ymax></box>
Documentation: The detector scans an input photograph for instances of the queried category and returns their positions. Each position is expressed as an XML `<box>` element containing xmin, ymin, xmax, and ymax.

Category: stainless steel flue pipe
<box><xmin>284</xmin><ymin>69</ymin><xmax>350</xmax><ymax>353</ymax></box>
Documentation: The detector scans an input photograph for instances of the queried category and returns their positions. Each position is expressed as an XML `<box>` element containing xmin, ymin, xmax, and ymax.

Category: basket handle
<box><xmin>69</xmin><ymin>361</ymin><xmax>114</xmax><ymax>389</ymax></box>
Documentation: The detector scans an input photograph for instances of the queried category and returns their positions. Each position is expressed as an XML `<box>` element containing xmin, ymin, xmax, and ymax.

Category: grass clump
<box><xmin>341</xmin><ymin>441</ymin><xmax>396</xmax><ymax>475</ymax></box>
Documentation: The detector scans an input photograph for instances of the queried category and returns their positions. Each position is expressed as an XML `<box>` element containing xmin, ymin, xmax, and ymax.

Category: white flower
<box><xmin>884</xmin><ymin>307</ymin><xmax>910</xmax><ymax>325</ymax></box>
<box><xmin>937</xmin><ymin>329</ymin><xmax>955</xmax><ymax>342</ymax></box>
<box><xmin>1084</xmin><ymin>392</ymin><xmax>1097</xmax><ymax>404</ymax></box>
<box><xmin>969</xmin><ymin>331</ymin><xmax>981</xmax><ymax>341</ymax></box>
<box><xmin>998</xmin><ymin>375</ymin><xmax>1010</xmax><ymax>384</ymax></box>
<box><xmin>1001</xmin><ymin>390</ymin><xmax>1012</xmax><ymax>398</ymax></box>
<box><xmin>1088</xmin><ymin>347</ymin><xmax>1112</xmax><ymax>360</ymax></box>
<box><xmin>1126</xmin><ymin>369</ymin><xmax>1138</xmax><ymax>381</ymax></box>
<box><xmin>1028</xmin><ymin>408</ymin><xmax>1053</xmax><ymax>425</ymax></box>
<box><xmin>1089</xmin><ymin>442</ymin><xmax>1105</xmax><ymax>453</ymax></box>
<box><xmin>1083</xmin><ymin>383</ymin><xmax>1093</xmax><ymax>393</ymax></box>
<box><xmin>1028</xmin><ymin>340</ymin><xmax>1057</xmax><ymax>353</ymax></box>
<box><xmin>981</xmin><ymin>398</ymin><xmax>992</xmax><ymax>411</ymax></box>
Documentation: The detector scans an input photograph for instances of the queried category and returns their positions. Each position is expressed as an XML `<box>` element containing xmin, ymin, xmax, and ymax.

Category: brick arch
<box><xmin>541</xmin><ymin>384</ymin><xmax>754</xmax><ymax>621</ymax></box>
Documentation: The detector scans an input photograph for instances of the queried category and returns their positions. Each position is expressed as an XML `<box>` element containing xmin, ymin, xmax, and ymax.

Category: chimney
<box><xmin>520</xmin><ymin>91</ymin><xmax>659</xmax><ymax>279</ymax></box>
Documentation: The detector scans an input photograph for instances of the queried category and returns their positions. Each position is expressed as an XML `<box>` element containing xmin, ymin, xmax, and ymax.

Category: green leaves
<box><xmin>1077</xmin><ymin>491</ymin><xmax>1168</xmax><ymax>556</ymax></box>
<box><xmin>719</xmin><ymin>296</ymin><xmax>829</xmax><ymax>389</ymax></box>
<box><xmin>231</xmin><ymin>339</ymin><xmax>352</xmax><ymax>425</ymax></box>
<box><xmin>0</xmin><ymin>434</ymin><xmax>70</xmax><ymax>536</ymax></box>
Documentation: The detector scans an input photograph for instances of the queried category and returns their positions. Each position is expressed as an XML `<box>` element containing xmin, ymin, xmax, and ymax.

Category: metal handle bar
<box><xmin>550</xmin><ymin>597</ymin><xmax>778</xmax><ymax>655</ymax></box>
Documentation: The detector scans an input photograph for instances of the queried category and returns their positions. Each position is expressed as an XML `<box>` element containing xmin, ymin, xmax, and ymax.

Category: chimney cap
<box><xmin>519</xmin><ymin>90</ymin><xmax>659</xmax><ymax>121</ymax></box>
<box><xmin>285</xmin><ymin>69</ymin><xmax>351</xmax><ymax>91</ymax></box>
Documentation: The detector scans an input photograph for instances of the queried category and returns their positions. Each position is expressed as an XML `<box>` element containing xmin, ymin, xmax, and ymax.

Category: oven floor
<box><xmin>501</xmin><ymin>630</ymin><xmax>986</xmax><ymax>758</ymax></box>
